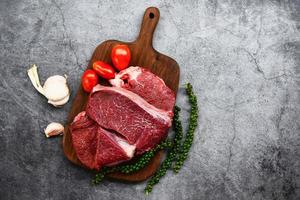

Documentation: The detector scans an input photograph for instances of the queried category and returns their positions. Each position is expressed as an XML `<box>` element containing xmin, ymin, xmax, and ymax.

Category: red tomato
<box><xmin>111</xmin><ymin>44</ymin><xmax>131</xmax><ymax>71</ymax></box>
<box><xmin>81</xmin><ymin>69</ymin><xmax>99</xmax><ymax>93</ymax></box>
<box><xmin>93</xmin><ymin>61</ymin><xmax>115</xmax><ymax>79</ymax></box>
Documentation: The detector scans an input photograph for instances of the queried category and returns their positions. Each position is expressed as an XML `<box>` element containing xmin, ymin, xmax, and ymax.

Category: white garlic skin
<box><xmin>48</xmin><ymin>95</ymin><xmax>70</xmax><ymax>107</ymax></box>
<box><xmin>44</xmin><ymin>122</ymin><xmax>64</xmax><ymax>138</ymax></box>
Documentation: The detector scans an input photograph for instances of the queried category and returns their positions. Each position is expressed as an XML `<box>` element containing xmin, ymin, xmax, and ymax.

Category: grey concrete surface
<box><xmin>1</xmin><ymin>0</ymin><xmax>300</xmax><ymax>199</ymax></box>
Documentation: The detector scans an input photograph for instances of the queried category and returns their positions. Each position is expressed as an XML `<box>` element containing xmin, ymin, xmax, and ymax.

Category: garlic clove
<box><xmin>48</xmin><ymin>95</ymin><xmax>70</xmax><ymax>107</ymax></box>
<box><xmin>43</xmin><ymin>75</ymin><xmax>70</xmax><ymax>101</ymax></box>
<box><xmin>44</xmin><ymin>122</ymin><xmax>64</xmax><ymax>138</ymax></box>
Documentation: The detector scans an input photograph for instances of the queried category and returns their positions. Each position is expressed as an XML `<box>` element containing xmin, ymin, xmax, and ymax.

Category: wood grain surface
<box><xmin>63</xmin><ymin>7</ymin><xmax>180</xmax><ymax>182</ymax></box>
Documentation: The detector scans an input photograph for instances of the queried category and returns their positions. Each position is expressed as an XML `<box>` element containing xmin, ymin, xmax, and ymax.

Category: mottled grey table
<box><xmin>1</xmin><ymin>0</ymin><xmax>299</xmax><ymax>200</ymax></box>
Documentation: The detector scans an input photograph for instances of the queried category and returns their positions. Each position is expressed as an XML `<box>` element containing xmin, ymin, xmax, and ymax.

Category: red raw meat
<box><xmin>86</xmin><ymin>85</ymin><xmax>172</xmax><ymax>154</ymax></box>
<box><xmin>109</xmin><ymin>66</ymin><xmax>175</xmax><ymax>114</ymax></box>
<box><xmin>70</xmin><ymin>67</ymin><xmax>176</xmax><ymax>169</ymax></box>
<box><xmin>70</xmin><ymin>112</ymin><xmax>135</xmax><ymax>170</ymax></box>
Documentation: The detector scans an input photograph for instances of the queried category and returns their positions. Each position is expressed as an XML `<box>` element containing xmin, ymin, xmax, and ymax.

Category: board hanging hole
<box><xmin>149</xmin><ymin>12</ymin><xmax>154</xmax><ymax>19</ymax></box>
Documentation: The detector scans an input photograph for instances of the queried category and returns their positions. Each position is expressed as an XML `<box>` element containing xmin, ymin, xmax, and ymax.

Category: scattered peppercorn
<box><xmin>144</xmin><ymin>105</ymin><xmax>183</xmax><ymax>194</ymax></box>
<box><xmin>173</xmin><ymin>83</ymin><xmax>198</xmax><ymax>173</ymax></box>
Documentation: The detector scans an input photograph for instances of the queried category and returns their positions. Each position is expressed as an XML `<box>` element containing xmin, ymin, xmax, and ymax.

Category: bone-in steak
<box><xmin>71</xmin><ymin>67</ymin><xmax>176</xmax><ymax>170</ymax></box>
<box><xmin>109</xmin><ymin>66</ymin><xmax>175</xmax><ymax>113</ymax></box>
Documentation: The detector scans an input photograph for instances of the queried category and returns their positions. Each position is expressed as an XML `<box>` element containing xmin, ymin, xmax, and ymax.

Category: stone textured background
<box><xmin>1</xmin><ymin>0</ymin><xmax>300</xmax><ymax>199</ymax></box>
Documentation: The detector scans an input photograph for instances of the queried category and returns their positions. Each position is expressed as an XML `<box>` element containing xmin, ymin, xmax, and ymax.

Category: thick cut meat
<box><xmin>70</xmin><ymin>111</ymin><xmax>135</xmax><ymax>170</ymax></box>
<box><xmin>70</xmin><ymin>112</ymin><xmax>99</xmax><ymax>170</ymax></box>
<box><xmin>86</xmin><ymin>85</ymin><xmax>172</xmax><ymax>154</ymax></box>
<box><xmin>71</xmin><ymin>68</ymin><xmax>175</xmax><ymax>168</ymax></box>
<box><xmin>109</xmin><ymin>66</ymin><xmax>175</xmax><ymax>113</ymax></box>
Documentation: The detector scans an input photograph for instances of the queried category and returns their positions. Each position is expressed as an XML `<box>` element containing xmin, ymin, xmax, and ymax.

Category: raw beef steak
<box><xmin>109</xmin><ymin>66</ymin><xmax>175</xmax><ymax>113</ymax></box>
<box><xmin>86</xmin><ymin>85</ymin><xmax>172</xmax><ymax>154</ymax></box>
<box><xmin>70</xmin><ymin>111</ymin><xmax>135</xmax><ymax>170</ymax></box>
<box><xmin>70</xmin><ymin>112</ymin><xmax>99</xmax><ymax>170</ymax></box>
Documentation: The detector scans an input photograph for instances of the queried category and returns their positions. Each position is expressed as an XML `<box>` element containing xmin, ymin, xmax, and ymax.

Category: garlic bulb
<box><xmin>43</xmin><ymin>75</ymin><xmax>69</xmax><ymax>101</ymax></box>
<box><xmin>43</xmin><ymin>75</ymin><xmax>70</xmax><ymax>107</ymax></box>
<box><xmin>44</xmin><ymin>122</ymin><xmax>64</xmax><ymax>138</ymax></box>
<box><xmin>27</xmin><ymin>64</ymin><xmax>70</xmax><ymax>107</ymax></box>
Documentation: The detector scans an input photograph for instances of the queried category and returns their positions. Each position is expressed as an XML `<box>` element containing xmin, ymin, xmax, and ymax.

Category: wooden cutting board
<box><xmin>63</xmin><ymin>7</ymin><xmax>180</xmax><ymax>182</ymax></box>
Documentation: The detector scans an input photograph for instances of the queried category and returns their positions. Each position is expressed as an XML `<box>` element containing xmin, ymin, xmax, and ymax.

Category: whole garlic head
<box><xmin>27</xmin><ymin>65</ymin><xmax>70</xmax><ymax>107</ymax></box>
<box><xmin>43</xmin><ymin>75</ymin><xmax>70</xmax><ymax>106</ymax></box>
<box><xmin>43</xmin><ymin>75</ymin><xmax>69</xmax><ymax>101</ymax></box>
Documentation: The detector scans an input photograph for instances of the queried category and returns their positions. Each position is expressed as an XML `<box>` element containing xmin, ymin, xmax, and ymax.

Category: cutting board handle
<box><xmin>135</xmin><ymin>7</ymin><xmax>160</xmax><ymax>47</ymax></box>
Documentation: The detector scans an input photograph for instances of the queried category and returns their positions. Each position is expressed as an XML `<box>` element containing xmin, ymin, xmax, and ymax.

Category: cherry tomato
<box><xmin>92</xmin><ymin>61</ymin><xmax>115</xmax><ymax>79</ymax></box>
<box><xmin>111</xmin><ymin>44</ymin><xmax>131</xmax><ymax>71</ymax></box>
<box><xmin>81</xmin><ymin>69</ymin><xmax>99</xmax><ymax>93</ymax></box>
